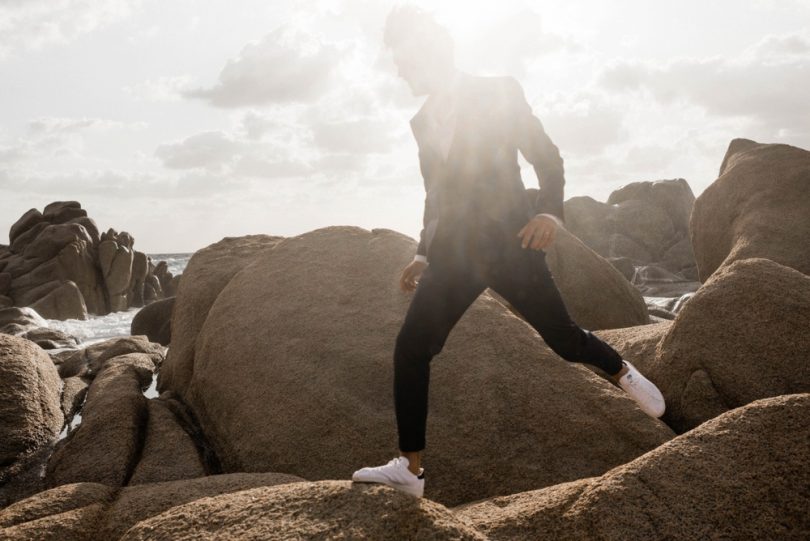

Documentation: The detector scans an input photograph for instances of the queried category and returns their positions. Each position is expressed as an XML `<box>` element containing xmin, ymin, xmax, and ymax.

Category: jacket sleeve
<box><xmin>506</xmin><ymin>77</ymin><xmax>565</xmax><ymax>223</ymax></box>
<box><xmin>415</xmin><ymin>147</ymin><xmax>438</xmax><ymax>260</ymax></box>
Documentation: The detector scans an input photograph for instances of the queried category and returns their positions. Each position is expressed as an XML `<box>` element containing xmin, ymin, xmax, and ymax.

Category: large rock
<box><xmin>157</xmin><ymin>234</ymin><xmax>283</xmax><ymax>396</ymax></box>
<box><xmin>691</xmin><ymin>138</ymin><xmax>810</xmax><ymax>281</ymax></box>
<box><xmin>99</xmin><ymin>238</ymin><xmax>134</xmax><ymax>312</ymax></box>
<box><xmin>0</xmin><ymin>473</ymin><xmax>305</xmax><ymax>540</ymax></box>
<box><xmin>175</xmin><ymin>226</ymin><xmax>672</xmax><ymax>507</ymax></box>
<box><xmin>558</xmin><ymin>179</ymin><xmax>698</xmax><ymax>280</ymax></box>
<box><xmin>593</xmin><ymin>321</ymin><xmax>672</xmax><ymax>375</ymax></box>
<box><xmin>57</xmin><ymin>335</ymin><xmax>165</xmax><ymax>380</ymax></box>
<box><xmin>121</xmin><ymin>480</ymin><xmax>487</xmax><ymax>541</ymax></box>
<box><xmin>0</xmin><ymin>334</ymin><xmax>63</xmax><ymax>481</ymax></box>
<box><xmin>2</xmin><ymin>202</ymin><xmax>177</xmax><ymax>319</ymax></box>
<box><xmin>539</xmin><ymin>226</ymin><xmax>650</xmax><ymax>330</ymax></box>
<box><xmin>646</xmin><ymin>257</ymin><xmax>810</xmax><ymax>432</ymax></box>
<box><xmin>130</xmin><ymin>297</ymin><xmax>174</xmax><ymax>346</ymax></box>
<box><xmin>29</xmin><ymin>279</ymin><xmax>88</xmax><ymax>320</ymax></box>
<box><xmin>127</xmin><ymin>399</ymin><xmax>206</xmax><ymax>485</ymax></box>
<box><xmin>455</xmin><ymin>394</ymin><xmax>810</xmax><ymax>540</ymax></box>
<box><xmin>46</xmin><ymin>356</ymin><xmax>153</xmax><ymax>487</ymax></box>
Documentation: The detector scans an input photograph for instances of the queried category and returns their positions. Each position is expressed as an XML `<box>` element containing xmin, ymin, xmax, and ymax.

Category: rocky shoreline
<box><xmin>0</xmin><ymin>138</ymin><xmax>808</xmax><ymax>539</ymax></box>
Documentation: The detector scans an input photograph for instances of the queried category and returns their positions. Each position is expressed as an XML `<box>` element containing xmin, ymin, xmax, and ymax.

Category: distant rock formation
<box><xmin>556</xmin><ymin>179</ymin><xmax>697</xmax><ymax>273</ymax></box>
<box><xmin>0</xmin><ymin>201</ymin><xmax>177</xmax><ymax>320</ymax></box>
<box><xmin>691</xmin><ymin>138</ymin><xmax>810</xmax><ymax>282</ymax></box>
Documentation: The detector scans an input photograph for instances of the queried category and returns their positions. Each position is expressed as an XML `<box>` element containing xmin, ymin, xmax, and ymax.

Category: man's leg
<box><xmin>485</xmin><ymin>238</ymin><xmax>667</xmax><ymax>418</ymax></box>
<box><xmin>394</xmin><ymin>256</ymin><xmax>487</xmax><ymax>467</ymax></box>
<box><xmin>486</xmin><ymin>234</ymin><xmax>624</xmax><ymax>376</ymax></box>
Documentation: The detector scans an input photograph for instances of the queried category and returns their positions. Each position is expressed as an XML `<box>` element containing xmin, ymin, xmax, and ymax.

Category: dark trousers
<box><xmin>393</xmin><ymin>210</ymin><xmax>625</xmax><ymax>452</ymax></box>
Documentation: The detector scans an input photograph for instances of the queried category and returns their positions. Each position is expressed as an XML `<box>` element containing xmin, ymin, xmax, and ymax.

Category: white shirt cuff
<box><xmin>537</xmin><ymin>213</ymin><xmax>563</xmax><ymax>227</ymax></box>
<box><xmin>413</xmin><ymin>254</ymin><xmax>428</xmax><ymax>264</ymax></box>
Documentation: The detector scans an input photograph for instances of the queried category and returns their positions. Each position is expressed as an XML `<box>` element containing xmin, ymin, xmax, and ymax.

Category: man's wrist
<box><xmin>413</xmin><ymin>254</ymin><xmax>428</xmax><ymax>264</ymax></box>
<box><xmin>536</xmin><ymin>213</ymin><xmax>563</xmax><ymax>227</ymax></box>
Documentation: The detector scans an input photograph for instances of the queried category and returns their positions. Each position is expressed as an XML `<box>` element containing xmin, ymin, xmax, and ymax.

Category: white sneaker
<box><xmin>617</xmin><ymin>360</ymin><xmax>666</xmax><ymax>418</ymax></box>
<box><xmin>351</xmin><ymin>456</ymin><xmax>425</xmax><ymax>498</ymax></box>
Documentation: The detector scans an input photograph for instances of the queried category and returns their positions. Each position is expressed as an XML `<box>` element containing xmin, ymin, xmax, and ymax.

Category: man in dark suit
<box><xmin>352</xmin><ymin>5</ymin><xmax>665</xmax><ymax>499</ymax></box>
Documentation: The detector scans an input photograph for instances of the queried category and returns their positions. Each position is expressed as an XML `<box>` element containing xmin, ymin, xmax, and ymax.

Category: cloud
<box><xmin>0</xmin><ymin>167</ymin><xmax>252</xmax><ymax>200</ymax></box>
<box><xmin>184</xmin><ymin>25</ymin><xmax>341</xmax><ymax>107</ymax></box>
<box><xmin>155</xmin><ymin>131</ymin><xmax>242</xmax><ymax>170</ymax></box>
<box><xmin>124</xmin><ymin>75</ymin><xmax>194</xmax><ymax>102</ymax></box>
<box><xmin>537</xmin><ymin>92</ymin><xmax>626</xmax><ymax>155</ymax></box>
<box><xmin>454</xmin><ymin>7</ymin><xmax>579</xmax><ymax>77</ymax></box>
<box><xmin>310</xmin><ymin>118</ymin><xmax>396</xmax><ymax>154</ymax></box>
<box><xmin>0</xmin><ymin>116</ymin><xmax>145</xmax><ymax>164</ymax></box>
<box><xmin>598</xmin><ymin>31</ymin><xmax>810</xmax><ymax>138</ymax></box>
<box><xmin>0</xmin><ymin>0</ymin><xmax>139</xmax><ymax>59</ymax></box>
<box><xmin>154</xmin><ymin>129</ymin><xmax>314</xmax><ymax>179</ymax></box>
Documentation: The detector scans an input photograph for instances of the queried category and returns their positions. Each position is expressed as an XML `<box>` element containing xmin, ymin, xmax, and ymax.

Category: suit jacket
<box><xmin>409</xmin><ymin>72</ymin><xmax>565</xmax><ymax>259</ymax></box>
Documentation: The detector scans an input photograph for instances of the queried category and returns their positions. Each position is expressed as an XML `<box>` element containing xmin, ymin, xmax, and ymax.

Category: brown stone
<box><xmin>593</xmin><ymin>321</ymin><xmax>672</xmax><ymax>376</ymax></box>
<box><xmin>46</xmin><ymin>361</ymin><xmax>149</xmax><ymax>487</ymax></box>
<box><xmin>0</xmin><ymin>473</ymin><xmax>306</xmax><ymax>540</ymax></box>
<box><xmin>179</xmin><ymin>226</ymin><xmax>672</xmax><ymax>507</ymax></box>
<box><xmin>127</xmin><ymin>399</ymin><xmax>205</xmax><ymax>486</ymax></box>
<box><xmin>540</xmin><ymin>226</ymin><xmax>650</xmax><ymax>330</ymax></box>
<box><xmin>121</xmin><ymin>480</ymin><xmax>486</xmax><ymax>541</ymax></box>
<box><xmin>647</xmin><ymin>257</ymin><xmax>810</xmax><ymax>432</ymax></box>
<box><xmin>455</xmin><ymin>394</ymin><xmax>810</xmax><ymax>540</ymax></box>
<box><xmin>99</xmin><ymin>240</ymin><xmax>134</xmax><ymax>312</ymax></box>
<box><xmin>22</xmin><ymin>223</ymin><xmax>93</xmax><ymax>261</ymax></box>
<box><xmin>9</xmin><ymin>208</ymin><xmax>45</xmax><ymax>246</ymax></box>
<box><xmin>0</xmin><ymin>334</ymin><xmax>63</xmax><ymax>480</ymax></box>
<box><xmin>691</xmin><ymin>138</ymin><xmax>810</xmax><ymax>281</ymax></box>
<box><xmin>130</xmin><ymin>297</ymin><xmax>173</xmax><ymax>346</ymax></box>
<box><xmin>157</xmin><ymin>234</ymin><xmax>283</xmax><ymax>396</ymax></box>
<box><xmin>29</xmin><ymin>280</ymin><xmax>88</xmax><ymax>320</ymax></box>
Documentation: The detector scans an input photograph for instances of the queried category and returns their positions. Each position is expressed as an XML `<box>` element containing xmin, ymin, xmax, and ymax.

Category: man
<box><xmin>352</xmin><ymin>4</ymin><xmax>665</xmax><ymax>499</ymax></box>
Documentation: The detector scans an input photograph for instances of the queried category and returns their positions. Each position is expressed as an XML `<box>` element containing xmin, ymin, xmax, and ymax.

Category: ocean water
<box><xmin>43</xmin><ymin>253</ymin><xmax>193</xmax><ymax>347</ymax></box>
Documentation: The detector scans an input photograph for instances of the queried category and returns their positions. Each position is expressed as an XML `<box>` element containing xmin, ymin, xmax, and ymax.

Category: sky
<box><xmin>1</xmin><ymin>0</ymin><xmax>808</xmax><ymax>253</ymax></box>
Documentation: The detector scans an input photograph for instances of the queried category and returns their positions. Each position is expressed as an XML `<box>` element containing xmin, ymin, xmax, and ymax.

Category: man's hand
<box><xmin>517</xmin><ymin>214</ymin><xmax>558</xmax><ymax>250</ymax></box>
<box><xmin>400</xmin><ymin>260</ymin><xmax>428</xmax><ymax>292</ymax></box>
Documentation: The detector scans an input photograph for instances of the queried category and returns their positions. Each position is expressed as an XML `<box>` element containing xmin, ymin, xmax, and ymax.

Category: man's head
<box><xmin>383</xmin><ymin>4</ymin><xmax>455</xmax><ymax>96</ymax></box>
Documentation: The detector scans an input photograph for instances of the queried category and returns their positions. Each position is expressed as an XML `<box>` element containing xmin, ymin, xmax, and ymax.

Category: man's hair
<box><xmin>383</xmin><ymin>3</ymin><xmax>453</xmax><ymax>59</ymax></box>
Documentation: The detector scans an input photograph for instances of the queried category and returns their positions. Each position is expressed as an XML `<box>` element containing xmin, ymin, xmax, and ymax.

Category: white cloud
<box><xmin>598</xmin><ymin>31</ymin><xmax>810</xmax><ymax>140</ymax></box>
<box><xmin>153</xmin><ymin>128</ymin><xmax>314</xmax><ymax>180</ymax></box>
<box><xmin>124</xmin><ymin>75</ymin><xmax>194</xmax><ymax>102</ymax></box>
<box><xmin>453</xmin><ymin>7</ymin><xmax>579</xmax><ymax>77</ymax></box>
<box><xmin>537</xmin><ymin>91</ymin><xmax>625</xmax><ymax>155</ymax></box>
<box><xmin>0</xmin><ymin>0</ymin><xmax>140</xmax><ymax>59</ymax></box>
<box><xmin>0</xmin><ymin>116</ymin><xmax>145</xmax><ymax>165</ymax></box>
<box><xmin>184</xmin><ymin>25</ymin><xmax>342</xmax><ymax>107</ymax></box>
<box><xmin>311</xmin><ymin>118</ymin><xmax>396</xmax><ymax>154</ymax></box>
<box><xmin>155</xmin><ymin>131</ymin><xmax>242</xmax><ymax>170</ymax></box>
